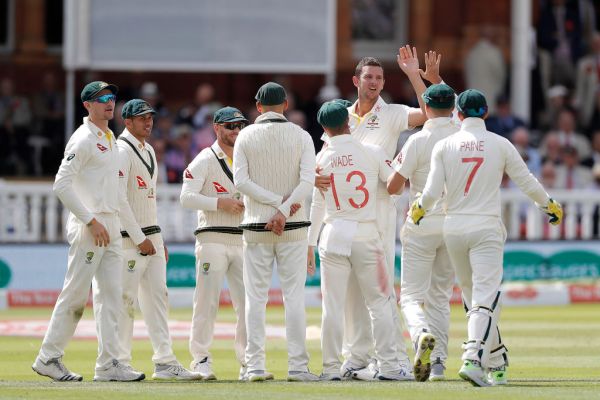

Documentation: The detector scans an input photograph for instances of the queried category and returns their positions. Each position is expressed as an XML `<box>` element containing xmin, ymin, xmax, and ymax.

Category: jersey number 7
<box><xmin>330</xmin><ymin>170</ymin><xmax>369</xmax><ymax>210</ymax></box>
<box><xmin>461</xmin><ymin>157</ymin><xmax>483</xmax><ymax>195</ymax></box>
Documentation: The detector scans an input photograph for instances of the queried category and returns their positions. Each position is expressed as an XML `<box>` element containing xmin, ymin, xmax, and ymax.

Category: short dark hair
<box><xmin>355</xmin><ymin>57</ymin><xmax>384</xmax><ymax>77</ymax></box>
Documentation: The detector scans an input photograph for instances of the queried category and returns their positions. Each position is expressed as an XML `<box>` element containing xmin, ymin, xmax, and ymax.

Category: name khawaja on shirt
<box><xmin>459</xmin><ymin>141</ymin><xmax>485</xmax><ymax>151</ymax></box>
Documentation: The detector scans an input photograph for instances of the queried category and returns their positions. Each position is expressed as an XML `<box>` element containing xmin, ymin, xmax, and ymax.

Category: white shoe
<box><xmin>487</xmin><ymin>365</ymin><xmax>508</xmax><ymax>386</ymax></box>
<box><xmin>352</xmin><ymin>362</ymin><xmax>379</xmax><ymax>381</ymax></box>
<box><xmin>429</xmin><ymin>358</ymin><xmax>446</xmax><ymax>381</ymax></box>
<box><xmin>32</xmin><ymin>357</ymin><xmax>83</xmax><ymax>382</ymax></box>
<box><xmin>93</xmin><ymin>360</ymin><xmax>145</xmax><ymax>382</ymax></box>
<box><xmin>413</xmin><ymin>332</ymin><xmax>435</xmax><ymax>382</ymax></box>
<box><xmin>319</xmin><ymin>372</ymin><xmax>342</xmax><ymax>381</ymax></box>
<box><xmin>191</xmin><ymin>357</ymin><xmax>216</xmax><ymax>380</ymax></box>
<box><xmin>340</xmin><ymin>359</ymin><xmax>365</xmax><ymax>381</ymax></box>
<box><xmin>287</xmin><ymin>370</ymin><xmax>320</xmax><ymax>382</ymax></box>
<box><xmin>153</xmin><ymin>363</ymin><xmax>203</xmax><ymax>381</ymax></box>
<box><xmin>238</xmin><ymin>366</ymin><xmax>247</xmax><ymax>381</ymax></box>
<box><xmin>246</xmin><ymin>370</ymin><xmax>275</xmax><ymax>382</ymax></box>
<box><xmin>377</xmin><ymin>367</ymin><xmax>416</xmax><ymax>381</ymax></box>
<box><xmin>459</xmin><ymin>360</ymin><xmax>490</xmax><ymax>387</ymax></box>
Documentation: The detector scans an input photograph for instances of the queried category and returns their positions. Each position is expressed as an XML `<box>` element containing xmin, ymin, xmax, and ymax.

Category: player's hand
<box><xmin>307</xmin><ymin>246</ymin><xmax>316</xmax><ymax>276</ymax></box>
<box><xmin>542</xmin><ymin>198</ymin><xmax>563</xmax><ymax>225</ymax></box>
<box><xmin>164</xmin><ymin>245</ymin><xmax>169</xmax><ymax>263</ymax></box>
<box><xmin>137</xmin><ymin>238</ymin><xmax>156</xmax><ymax>256</ymax></box>
<box><xmin>409</xmin><ymin>198</ymin><xmax>426</xmax><ymax>225</ymax></box>
<box><xmin>315</xmin><ymin>167</ymin><xmax>331</xmax><ymax>194</ymax></box>
<box><xmin>397</xmin><ymin>45</ymin><xmax>420</xmax><ymax>76</ymax></box>
<box><xmin>290</xmin><ymin>203</ymin><xmax>302</xmax><ymax>216</ymax></box>
<box><xmin>265</xmin><ymin>211</ymin><xmax>286</xmax><ymax>236</ymax></box>
<box><xmin>218</xmin><ymin>198</ymin><xmax>245</xmax><ymax>215</ymax></box>
<box><xmin>88</xmin><ymin>218</ymin><xmax>110</xmax><ymax>247</ymax></box>
<box><xmin>420</xmin><ymin>50</ymin><xmax>442</xmax><ymax>84</ymax></box>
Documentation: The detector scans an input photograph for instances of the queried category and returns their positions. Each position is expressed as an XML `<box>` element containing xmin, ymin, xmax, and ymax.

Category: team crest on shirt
<box><xmin>202</xmin><ymin>262</ymin><xmax>210</xmax><ymax>275</ymax></box>
<box><xmin>96</xmin><ymin>143</ymin><xmax>108</xmax><ymax>152</ymax></box>
<box><xmin>127</xmin><ymin>260</ymin><xmax>136</xmax><ymax>272</ymax></box>
<box><xmin>136</xmin><ymin>176</ymin><xmax>148</xmax><ymax>189</ymax></box>
<box><xmin>85</xmin><ymin>251</ymin><xmax>94</xmax><ymax>264</ymax></box>
<box><xmin>147</xmin><ymin>187</ymin><xmax>155</xmax><ymax>199</ymax></box>
<box><xmin>184</xmin><ymin>169</ymin><xmax>194</xmax><ymax>179</ymax></box>
<box><xmin>212</xmin><ymin>181</ymin><xmax>229</xmax><ymax>194</ymax></box>
<box><xmin>366</xmin><ymin>115</ymin><xmax>379</xmax><ymax>129</ymax></box>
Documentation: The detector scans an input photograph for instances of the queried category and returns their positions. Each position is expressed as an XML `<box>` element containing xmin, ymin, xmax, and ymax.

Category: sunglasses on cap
<box><xmin>220</xmin><ymin>122</ymin><xmax>246</xmax><ymax>130</ymax></box>
<box><xmin>90</xmin><ymin>94</ymin><xmax>117</xmax><ymax>104</ymax></box>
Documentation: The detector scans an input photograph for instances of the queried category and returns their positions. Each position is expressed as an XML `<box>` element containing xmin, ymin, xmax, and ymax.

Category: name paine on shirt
<box><xmin>460</xmin><ymin>140</ymin><xmax>485</xmax><ymax>151</ymax></box>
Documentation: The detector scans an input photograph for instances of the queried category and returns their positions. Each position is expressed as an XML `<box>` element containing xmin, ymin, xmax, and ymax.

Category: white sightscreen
<box><xmin>64</xmin><ymin>0</ymin><xmax>336</xmax><ymax>73</ymax></box>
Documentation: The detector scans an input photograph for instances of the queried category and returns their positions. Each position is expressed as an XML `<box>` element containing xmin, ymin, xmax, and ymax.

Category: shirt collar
<box><xmin>328</xmin><ymin>134</ymin><xmax>354</xmax><ymax>145</ymax></box>
<box><xmin>119</xmin><ymin>129</ymin><xmax>147</xmax><ymax>150</ymax></box>
<box><xmin>211</xmin><ymin>141</ymin><xmax>230</xmax><ymax>160</ymax></box>
<box><xmin>255</xmin><ymin>111</ymin><xmax>287</xmax><ymax>123</ymax></box>
<box><xmin>84</xmin><ymin>116</ymin><xmax>113</xmax><ymax>138</ymax></box>
<box><xmin>349</xmin><ymin>96</ymin><xmax>387</xmax><ymax>119</ymax></box>
<box><xmin>423</xmin><ymin>116</ymin><xmax>454</xmax><ymax>129</ymax></box>
<box><xmin>460</xmin><ymin>117</ymin><xmax>487</xmax><ymax>131</ymax></box>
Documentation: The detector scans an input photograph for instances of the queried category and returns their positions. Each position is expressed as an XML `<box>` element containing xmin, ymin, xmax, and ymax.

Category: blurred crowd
<box><xmin>3</xmin><ymin>0</ymin><xmax>600</xmax><ymax>193</ymax></box>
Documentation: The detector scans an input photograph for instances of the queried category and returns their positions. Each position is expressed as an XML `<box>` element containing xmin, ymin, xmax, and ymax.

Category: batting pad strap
<box><xmin>121</xmin><ymin>225</ymin><xmax>161</xmax><ymax>238</ymax></box>
<box><xmin>462</xmin><ymin>339</ymin><xmax>485</xmax><ymax>351</ymax></box>
<box><xmin>466</xmin><ymin>305</ymin><xmax>494</xmax><ymax>318</ymax></box>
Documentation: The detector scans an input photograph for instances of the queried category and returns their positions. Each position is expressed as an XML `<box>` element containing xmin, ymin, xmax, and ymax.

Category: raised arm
<box><xmin>397</xmin><ymin>45</ymin><xmax>428</xmax><ymax>128</ymax></box>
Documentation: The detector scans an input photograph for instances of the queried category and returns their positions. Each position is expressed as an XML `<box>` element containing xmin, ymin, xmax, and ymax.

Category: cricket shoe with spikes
<box><xmin>487</xmin><ymin>365</ymin><xmax>508</xmax><ymax>386</ymax></box>
<box><xmin>413</xmin><ymin>332</ymin><xmax>436</xmax><ymax>382</ymax></box>
<box><xmin>458</xmin><ymin>360</ymin><xmax>490</xmax><ymax>387</ymax></box>
<box><xmin>32</xmin><ymin>357</ymin><xmax>83</xmax><ymax>382</ymax></box>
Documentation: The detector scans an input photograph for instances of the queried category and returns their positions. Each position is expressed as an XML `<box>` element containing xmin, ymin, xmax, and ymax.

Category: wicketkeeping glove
<box><xmin>542</xmin><ymin>198</ymin><xmax>563</xmax><ymax>225</ymax></box>
<box><xmin>409</xmin><ymin>198</ymin><xmax>426</xmax><ymax>225</ymax></box>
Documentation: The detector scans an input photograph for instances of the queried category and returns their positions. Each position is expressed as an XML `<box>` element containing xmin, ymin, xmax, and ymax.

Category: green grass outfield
<box><xmin>0</xmin><ymin>304</ymin><xmax>599</xmax><ymax>400</ymax></box>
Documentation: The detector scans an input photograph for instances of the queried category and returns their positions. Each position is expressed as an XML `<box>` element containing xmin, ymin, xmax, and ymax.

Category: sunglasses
<box><xmin>91</xmin><ymin>94</ymin><xmax>116</xmax><ymax>104</ymax></box>
<box><xmin>221</xmin><ymin>122</ymin><xmax>246</xmax><ymax>130</ymax></box>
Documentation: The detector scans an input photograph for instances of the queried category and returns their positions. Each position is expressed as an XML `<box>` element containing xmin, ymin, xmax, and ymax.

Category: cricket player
<box><xmin>116</xmin><ymin>99</ymin><xmax>200</xmax><ymax>381</ymax></box>
<box><xmin>412</xmin><ymin>89</ymin><xmax>563</xmax><ymax>387</ymax></box>
<box><xmin>233</xmin><ymin>82</ymin><xmax>318</xmax><ymax>382</ymax></box>
<box><xmin>386</xmin><ymin>83</ymin><xmax>459</xmax><ymax>382</ymax></box>
<box><xmin>308</xmin><ymin>101</ymin><xmax>407</xmax><ymax>381</ymax></box>
<box><xmin>325</xmin><ymin>46</ymin><xmax>441</xmax><ymax>380</ymax></box>
<box><xmin>32</xmin><ymin>81</ymin><xmax>144</xmax><ymax>382</ymax></box>
<box><xmin>180</xmin><ymin>106</ymin><xmax>249</xmax><ymax>380</ymax></box>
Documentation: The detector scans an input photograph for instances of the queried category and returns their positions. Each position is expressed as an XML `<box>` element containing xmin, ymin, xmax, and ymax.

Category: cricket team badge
<box><xmin>85</xmin><ymin>251</ymin><xmax>94</xmax><ymax>264</ymax></box>
<box><xmin>202</xmin><ymin>262</ymin><xmax>210</xmax><ymax>275</ymax></box>
<box><xmin>127</xmin><ymin>260</ymin><xmax>136</xmax><ymax>272</ymax></box>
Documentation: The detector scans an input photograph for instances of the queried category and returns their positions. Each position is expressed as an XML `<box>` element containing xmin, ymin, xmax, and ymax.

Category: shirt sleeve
<box><xmin>373</xmin><ymin>146</ymin><xmax>394</xmax><ymax>183</ymax></box>
<box><xmin>420</xmin><ymin>140</ymin><xmax>446</xmax><ymax>210</ymax></box>
<box><xmin>392</xmin><ymin>135</ymin><xmax>418</xmax><ymax>180</ymax></box>
<box><xmin>503</xmin><ymin>139</ymin><xmax>550</xmax><ymax>206</ymax></box>
<box><xmin>117</xmin><ymin>147</ymin><xmax>146</xmax><ymax>245</ymax></box>
<box><xmin>53</xmin><ymin>136</ymin><xmax>94</xmax><ymax>224</ymax></box>
<box><xmin>307</xmin><ymin>188</ymin><xmax>326</xmax><ymax>247</ymax></box>
<box><xmin>278</xmin><ymin>132</ymin><xmax>317</xmax><ymax>217</ymax></box>
<box><xmin>180</xmin><ymin>156</ymin><xmax>219</xmax><ymax>211</ymax></box>
<box><xmin>233</xmin><ymin>133</ymin><xmax>284</xmax><ymax>207</ymax></box>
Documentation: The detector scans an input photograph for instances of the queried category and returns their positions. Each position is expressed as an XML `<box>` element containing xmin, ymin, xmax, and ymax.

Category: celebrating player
<box><xmin>180</xmin><ymin>106</ymin><xmax>249</xmax><ymax>380</ymax></box>
<box><xmin>412</xmin><ymin>89</ymin><xmax>563</xmax><ymax>386</ymax></box>
<box><xmin>387</xmin><ymin>83</ymin><xmax>459</xmax><ymax>381</ymax></box>
<box><xmin>309</xmin><ymin>101</ymin><xmax>407</xmax><ymax>381</ymax></box>
<box><xmin>116</xmin><ymin>99</ymin><xmax>200</xmax><ymax>381</ymax></box>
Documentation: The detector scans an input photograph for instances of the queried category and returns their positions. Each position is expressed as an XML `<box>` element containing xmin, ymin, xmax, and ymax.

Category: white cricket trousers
<box><xmin>190</xmin><ymin>241</ymin><xmax>246</xmax><ymax>367</ymax></box>
<box><xmin>117</xmin><ymin>234</ymin><xmax>177</xmax><ymax>366</ymax></box>
<box><xmin>343</xmin><ymin>200</ymin><xmax>410</xmax><ymax>367</ymax></box>
<box><xmin>38</xmin><ymin>213</ymin><xmax>122</xmax><ymax>371</ymax></box>
<box><xmin>243</xmin><ymin>239</ymin><xmax>310</xmax><ymax>372</ymax></box>
<box><xmin>400</xmin><ymin>215</ymin><xmax>454</xmax><ymax>362</ymax></box>
<box><xmin>320</xmin><ymin>236</ymin><xmax>399</xmax><ymax>375</ymax></box>
<box><xmin>443</xmin><ymin>216</ymin><xmax>508</xmax><ymax>369</ymax></box>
